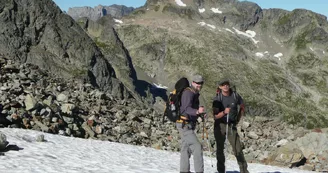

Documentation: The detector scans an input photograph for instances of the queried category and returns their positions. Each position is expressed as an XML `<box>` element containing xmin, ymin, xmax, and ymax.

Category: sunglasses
<box><xmin>194</xmin><ymin>81</ymin><xmax>204</xmax><ymax>85</ymax></box>
<box><xmin>220</xmin><ymin>83</ymin><xmax>230</xmax><ymax>86</ymax></box>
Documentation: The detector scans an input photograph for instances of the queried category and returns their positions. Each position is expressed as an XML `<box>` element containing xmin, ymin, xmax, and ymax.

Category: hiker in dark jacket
<box><xmin>212</xmin><ymin>79</ymin><xmax>249</xmax><ymax>173</ymax></box>
<box><xmin>176</xmin><ymin>74</ymin><xmax>206</xmax><ymax>173</ymax></box>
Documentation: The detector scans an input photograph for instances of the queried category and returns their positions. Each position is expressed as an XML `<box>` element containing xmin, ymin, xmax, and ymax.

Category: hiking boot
<box><xmin>241</xmin><ymin>171</ymin><xmax>249</xmax><ymax>173</ymax></box>
<box><xmin>239</xmin><ymin>162</ymin><xmax>249</xmax><ymax>173</ymax></box>
<box><xmin>240</xmin><ymin>169</ymin><xmax>249</xmax><ymax>173</ymax></box>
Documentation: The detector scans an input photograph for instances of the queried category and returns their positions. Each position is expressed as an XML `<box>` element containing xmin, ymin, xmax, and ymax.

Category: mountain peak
<box><xmin>139</xmin><ymin>0</ymin><xmax>262</xmax><ymax>30</ymax></box>
<box><xmin>67</xmin><ymin>4</ymin><xmax>134</xmax><ymax>21</ymax></box>
<box><xmin>145</xmin><ymin>0</ymin><xmax>238</xmax><ymax>8</ymax></box>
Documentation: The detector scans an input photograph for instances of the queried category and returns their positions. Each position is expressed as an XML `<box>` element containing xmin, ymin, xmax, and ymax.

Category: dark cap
<box><xmin>218</xmin><ymin>79</ymin><xmax>230</xmax><ymax>86</ymax></box>
<box><xmin>192</xmin><ymin>74</ymin><xmax>204</xmax><ymax>83</ymax></box>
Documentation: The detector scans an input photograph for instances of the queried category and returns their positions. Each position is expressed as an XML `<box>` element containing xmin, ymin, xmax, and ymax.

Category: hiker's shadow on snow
<box><xmin>0</xmin><ymin>144</ymin><xmax>24</xmax><ymax>156</ymax></box>
<box><xmin>226</xmin><ymin>172</ymin><xmax>282</xmax><ymax>173</ymax></box>
<box><xmin>2</xmin><ymin>144</ymin><xmax>24</xmax><ymax>152</ymax></box>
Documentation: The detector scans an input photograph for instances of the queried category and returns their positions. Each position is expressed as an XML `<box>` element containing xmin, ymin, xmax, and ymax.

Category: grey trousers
<box><xmin>176</xmin><ymin>123</ymin><xmax>204</xmax><ymax>173</ymax></box>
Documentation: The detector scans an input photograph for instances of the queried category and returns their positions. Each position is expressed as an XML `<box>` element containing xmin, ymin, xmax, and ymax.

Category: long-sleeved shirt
<box><xmin>179</xmin><ymin>87</ymin><xmax>200</xmax><ymax>122</ymax></box>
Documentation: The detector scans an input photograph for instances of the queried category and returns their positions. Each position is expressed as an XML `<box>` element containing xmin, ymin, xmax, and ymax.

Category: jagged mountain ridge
<box><xmin>143</xmin><ymin>0</ymin><xmax>262</xmax><ymax>31</ymax></box>
<box><xmin>0</xmin><ymin>0</ymin><xmax>139</xmax><ymax>100</ymax></box>
<box><xmin>113</xmin><ymin>0</ymin><xmax>328</xmax><ymax>128</ymax></box>
<box><xmin>67</xmin><ymin>4</ymin><xmax>135</xmax><ymax>21</ymax></box>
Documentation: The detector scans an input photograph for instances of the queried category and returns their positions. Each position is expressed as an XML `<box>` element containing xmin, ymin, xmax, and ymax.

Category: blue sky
<box><xmin>52</xmin><ymin>0</ymin><xmax>327</xmax><ymax>18</ymax></box>
<box><xmin>243</xmin><ymin>0</ymin><xmax>327</xmax><ymax>18</ymax></box>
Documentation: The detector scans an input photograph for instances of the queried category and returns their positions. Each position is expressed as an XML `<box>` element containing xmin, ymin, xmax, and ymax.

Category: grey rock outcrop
<box><xmin>266</xmin><ymin>131</ymin><xmax>328</xmax><ymax>171</ymax></box>
<box><xmin>67</xmin><ymin>5</ymin><xmax>135</xmax><ymax>21</ymax></box>
<box><xmin>77</xmin><ymin>16</ymin><xmax>145</xmax><ymax>105</ymax></box>
<box><xmin>0</xmin><ymin>132</ymin><xmax>8</xmax><ymax>150</ymax></box>
<box><xmin>0</xmin><ymin>0</ymin><xmax>125</xmax><ymax>97</ymax></box>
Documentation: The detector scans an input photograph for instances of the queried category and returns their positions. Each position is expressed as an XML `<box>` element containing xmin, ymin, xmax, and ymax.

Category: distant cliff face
<box><xmin>0</xmin><ymin>0</ymin><xmax>127</xmax><ymax>98</ymax></box>
<box><xmin>77</xmin><ymin>16</ymin><xmax>145</xmax><ymax>105</ymax></box>
<box><xmin>67</xmin><ymin>5</ymin><xmax>135</xmax><ymax>21</ymax></box>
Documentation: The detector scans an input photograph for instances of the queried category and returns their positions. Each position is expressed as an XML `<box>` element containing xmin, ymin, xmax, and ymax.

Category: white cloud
<box><xmin>199</xmin><ymin>8</ymin><xmax>205</xmax><ymax>13</ymax></box>
<box><xmin>175</xmin><ymin>0</ymin><xmax>186</xmax><ymax>7</ymax></box>
<box><xmin>114</xmin><ymin>19</ymin><xmax>123</xmax><ymax>24</ymax></box>
<box><xmin>211</xmin><ymin>8</ymin><xmax>222</xmax><ymax>14</ymax></box>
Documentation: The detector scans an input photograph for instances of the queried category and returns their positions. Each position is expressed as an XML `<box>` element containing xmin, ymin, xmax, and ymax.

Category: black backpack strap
<box><xmin>217</xmin><ymin>90</ymin><xmax>238</xmax><ymax>104</ymax></box>
<box><xmin>233</xmin><ymin>91</ymin><xmax>237</xmax><ymax>102</ymax></box>
<box><xmin>162</xmin><ymin>102</ymin><xmax>168</xmax><ymax>124</ymax></box>
<box><xmin>215</xmin><ymin>88</ymin><xmax>222</xmax><ymax>102</ymax></box>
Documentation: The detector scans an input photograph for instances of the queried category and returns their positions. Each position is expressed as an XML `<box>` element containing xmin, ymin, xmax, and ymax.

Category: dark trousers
<box><xmin>214</xmin><ymin>122</ymin><xmax>249</xmax><ymax>173</ymax></box>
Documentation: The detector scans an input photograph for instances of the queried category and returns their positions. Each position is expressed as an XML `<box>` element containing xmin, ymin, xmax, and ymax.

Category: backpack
<box><xmin>163</xmin><ymin>77</ymin><xmax>190</xmax><ymax>123</ymax></box>
<box><xmin>215</xmin><ymin>86</ymin><xmax>240</xmax><ymax>122</ymax></box>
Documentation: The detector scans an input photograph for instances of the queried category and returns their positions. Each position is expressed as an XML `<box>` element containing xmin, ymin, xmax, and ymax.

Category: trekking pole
<box><xmin>224</xmin><ymin>111</ymin><xmax>230</xmax><ymax>173</ymax></box>
<box><xmin>200</xmin><ymin>112</ymin><xmax>213</xmax><ymax>167</ymax></box>
<box><xmin>199</xmin><ymin>94</ymin><xmax>214</xmax><ymax>167</ymax></box>
<box><xmin>202</xmin><ymin>115</ymin><xmax>205</xmax><ymax>141</ymax></box>
<box><xmin>205</xmin><ymin>118</ymin><xmax>214</xmax><ymax>167</ymax></box>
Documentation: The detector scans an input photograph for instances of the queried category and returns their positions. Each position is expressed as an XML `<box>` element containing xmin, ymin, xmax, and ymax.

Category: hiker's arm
<box><xmin>212</xmin><ymin>99</ymin><xmax>225</xmax><ymax>119</ymax></box>
<box><xmin>214</xmin><ymin>111</ymin><xmax>226</xmax><ymax>119</ymax></box>
<box><xmin>180</xmin><ymin>90</ymin><xmax>197</xmax><ymax>117</ymax></box>
<box><xmin>237</xmin><ymin>95</ymin><xmax>245</xmax><ymax>122</ymax></box>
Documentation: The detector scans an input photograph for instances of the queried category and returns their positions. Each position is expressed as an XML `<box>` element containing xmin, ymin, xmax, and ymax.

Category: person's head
<box><xmin>191</xmin><ymin>74</ymin><xmax>204</xmax><ymax>92</ymax></box>
<box><xmin>218</xmin><ymin>79</ymin><xmax>230</xmax><ymax>93</ymax></box>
